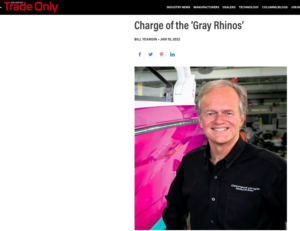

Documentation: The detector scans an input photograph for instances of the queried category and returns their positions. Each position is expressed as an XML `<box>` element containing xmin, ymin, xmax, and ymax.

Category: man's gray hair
<box><xmin>195</xmin><ymin>80</ymin><xmax>247</xmax><ymax>117</ymax></box>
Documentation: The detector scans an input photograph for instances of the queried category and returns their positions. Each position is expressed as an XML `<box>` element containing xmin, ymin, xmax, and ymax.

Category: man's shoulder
<box><xmin>182</xmin><ymin>145</ymin><xmax>206</xmax><ymax>162</ymax></box>
<box><xmin>244</xmin><ymin>143</ymin><xmax>286</xmax><ymax>171</ymax></box>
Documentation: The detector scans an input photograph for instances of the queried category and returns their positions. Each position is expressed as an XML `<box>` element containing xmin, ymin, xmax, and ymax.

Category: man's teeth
<box><xmin>213</xmin><ymin>128</ymin><xmax>228</xmax><ymax>131</ymax></box>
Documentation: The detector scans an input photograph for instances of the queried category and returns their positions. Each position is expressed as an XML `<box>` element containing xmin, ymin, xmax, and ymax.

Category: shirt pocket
<box><xmin>225</xmin><ymin>191</ymin><xmax>262</xmax><ymax>229</ymax></box>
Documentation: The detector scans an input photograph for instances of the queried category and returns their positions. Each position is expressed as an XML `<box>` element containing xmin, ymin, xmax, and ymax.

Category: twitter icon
<box><xmin>149</xmin><ymin>52</ymin><xmax>153</xmax><ymax>57</ymax></box>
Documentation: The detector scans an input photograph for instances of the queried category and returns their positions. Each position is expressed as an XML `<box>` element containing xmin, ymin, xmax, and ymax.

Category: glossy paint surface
<box><xmin>135</xmin><ymin>106</ymin><xmax>207</xmax><ymax>230</ymax></box>
<box><xmin>135</xmin><ymin>105</ymin><xmax>199</xmax><ymax>129</ymax></box>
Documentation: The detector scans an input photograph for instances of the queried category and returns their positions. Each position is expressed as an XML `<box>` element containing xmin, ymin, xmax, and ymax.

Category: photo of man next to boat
<box><xmin>135</xmin><ymin>66</ymin><xmax>287</xmax><ymax>230</ymax></box>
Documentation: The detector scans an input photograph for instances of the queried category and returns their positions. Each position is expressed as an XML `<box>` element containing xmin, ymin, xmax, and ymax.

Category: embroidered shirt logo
<box><xmin>231</xmin><ymin>184</ymin><xmax>260</xmax><ymax>192</ymax></box>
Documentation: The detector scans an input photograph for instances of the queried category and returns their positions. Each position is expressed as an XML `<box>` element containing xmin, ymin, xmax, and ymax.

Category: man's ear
<box><xmin>197</xmin><ymin>116</ymin><xmax>203</xmax><ymax>129</ymax></box>
<box><xmin>240</xmin><ymin>113</ymin><xmax>246</xmax><ymax>126</ymax></box>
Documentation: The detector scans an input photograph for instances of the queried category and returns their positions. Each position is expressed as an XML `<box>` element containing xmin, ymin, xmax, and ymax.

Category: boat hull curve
<box><xmin>135</xmin><ymin>105</ymin><xmax>207</xmax><ymax>230</ymax></box>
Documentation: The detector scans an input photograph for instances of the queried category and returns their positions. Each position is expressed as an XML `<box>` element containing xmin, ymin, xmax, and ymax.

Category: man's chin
<box><xmin>209</xmin><ymin>137</ymin><xmax>233</xmax><ymax>145</ymax></box>
<box><xmin>212</xmin><ymin>139</ymin><xmax>228</xmax><ymax>145</ymax></box>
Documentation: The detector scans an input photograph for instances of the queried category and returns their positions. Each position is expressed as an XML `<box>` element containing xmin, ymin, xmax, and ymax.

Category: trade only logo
<box><xmin>1</xmin><ymin>1</ymin><xmax>59</xmax><ymax>13</ymax></box>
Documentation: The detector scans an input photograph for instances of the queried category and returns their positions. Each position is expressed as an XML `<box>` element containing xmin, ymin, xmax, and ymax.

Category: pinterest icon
<box><xmin>160</xmin><ymin>52</ymin><xmax>164</xmax><ymax>57</ymax></box>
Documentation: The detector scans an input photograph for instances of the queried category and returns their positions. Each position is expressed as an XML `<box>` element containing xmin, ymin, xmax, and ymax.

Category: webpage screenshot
<box><xmin>0</xmin><ymin>2</ymin><xmax>296</xmax><ymax>230</ymax></box>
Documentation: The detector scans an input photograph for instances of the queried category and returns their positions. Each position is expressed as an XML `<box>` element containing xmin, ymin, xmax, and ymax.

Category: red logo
<box><xmin>160</xmin><ymin>52</ymin><xmax>164</xmax><ymax>57</ymax></box>
<box><xmin>3</xmin><ymin>1</ymin><xmax>58</xmax><ymax>13</ymax></box>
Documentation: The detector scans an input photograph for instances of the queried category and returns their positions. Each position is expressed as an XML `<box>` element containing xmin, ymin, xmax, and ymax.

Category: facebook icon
<box><xmin>139</xmin><ymin>52</ymin><xmax>141</xmax><ymax>57</ymax></box>
<box><xmin>170</xmin><ymin>52</ymin><xmax>175</xmax><ymax>57</ymax></box>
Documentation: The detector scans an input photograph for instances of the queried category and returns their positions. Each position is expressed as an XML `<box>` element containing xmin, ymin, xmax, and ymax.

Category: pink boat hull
<box><xmin>135</xmin><ymin>105</ymin><xmax>207</xmax><ymax>230</ymax></box>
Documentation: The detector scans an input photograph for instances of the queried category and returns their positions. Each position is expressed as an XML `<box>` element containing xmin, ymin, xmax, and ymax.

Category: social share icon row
<box><xmin>138</xmin><ymin>52</ymin><xmax>175</xmax><ymax>57</ymax></box>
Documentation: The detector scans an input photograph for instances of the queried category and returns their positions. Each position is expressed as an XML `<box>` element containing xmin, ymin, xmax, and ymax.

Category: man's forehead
<box><xmin>202</xmin><ymin>87</ymin><xmax>239</xmax><ymax>101</ymax></box>
<box><xmin>201</xmin><ymin>87</ymin><xmax>240</xmax><ymax>110</ymax></box>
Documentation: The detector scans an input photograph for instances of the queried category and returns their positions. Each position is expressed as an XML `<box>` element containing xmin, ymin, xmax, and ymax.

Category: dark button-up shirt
<box><xmin>163</xmin><ymin>136</ymin><xmax>287</xmax><ymax>230</ymax></box>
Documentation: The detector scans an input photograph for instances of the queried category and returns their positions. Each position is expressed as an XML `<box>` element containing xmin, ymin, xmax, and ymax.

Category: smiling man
<box><xmin>163</xmin><ymin>80</ymin><xmax>287</xmax><ymax>230</ymax></box>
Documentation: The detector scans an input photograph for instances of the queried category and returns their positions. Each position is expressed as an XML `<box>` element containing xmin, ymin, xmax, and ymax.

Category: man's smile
<box><xmin>212</xmin><ymin>127</ymin><xmax>229</xmax><ymax>131</ymax></box>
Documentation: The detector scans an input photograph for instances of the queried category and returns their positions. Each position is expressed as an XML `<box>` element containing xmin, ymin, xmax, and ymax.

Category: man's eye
<box><xmin>225</xmin><ymin>112</ymin><xmax>233</xmax><ymax>115</ymax></box>
<box><xmin>207</xmin><ymin>113</ymin><xmax>215</xmax><ymax>116</ymax></box>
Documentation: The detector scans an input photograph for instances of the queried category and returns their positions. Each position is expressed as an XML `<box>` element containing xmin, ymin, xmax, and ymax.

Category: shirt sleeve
<box><xmin>162</xmin><ymin>161</ymin><xmax>189</xmax><ymax>230</ymax></box>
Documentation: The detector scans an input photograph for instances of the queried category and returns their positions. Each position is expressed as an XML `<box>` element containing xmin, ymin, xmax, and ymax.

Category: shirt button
<box><xmin>212</xmin><ymin>197</ymin><xmax>215</xmax><ymax>201</ymax></box>
<box><xmin>211</xmin><ymin>220</ymin><xmax>214</xmax><ymax>223</ymax></box>
<box><xmin>214</xmin><ymin>176</ymin><xmax>217</xmax><ymax>179</ymax></box>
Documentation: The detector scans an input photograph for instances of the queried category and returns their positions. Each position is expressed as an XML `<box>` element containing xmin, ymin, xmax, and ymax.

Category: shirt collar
<box><xmin>203</xmin><ymin>136</ymin><xmax>246</xmax><ymax>168</ymax></box>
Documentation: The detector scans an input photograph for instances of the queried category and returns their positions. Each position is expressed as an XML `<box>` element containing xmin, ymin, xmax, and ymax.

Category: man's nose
<box><xmin>215</xmin><ymin>113</ymin><xmax>225</xmax><ymax>123</ymax></box>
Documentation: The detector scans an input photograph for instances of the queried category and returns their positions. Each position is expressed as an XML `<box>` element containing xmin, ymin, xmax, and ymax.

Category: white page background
<box><xmin>0</xmin><ymin>15</ymin><xmax>295</xmax><ymax>230</ymax></box>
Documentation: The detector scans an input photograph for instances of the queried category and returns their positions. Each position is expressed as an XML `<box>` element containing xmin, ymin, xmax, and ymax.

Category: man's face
<box><xmin>198</xmin><ymin>86</ymin><xmax>246</xmax><ymax>147</ymax></box>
